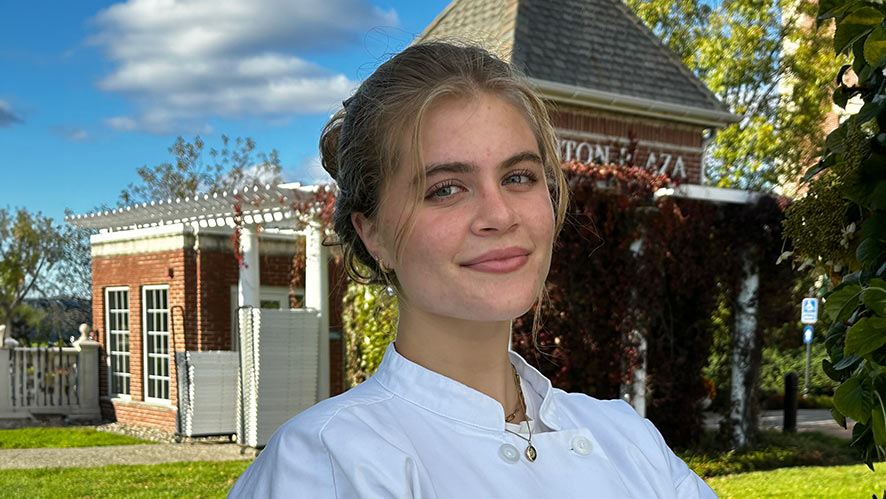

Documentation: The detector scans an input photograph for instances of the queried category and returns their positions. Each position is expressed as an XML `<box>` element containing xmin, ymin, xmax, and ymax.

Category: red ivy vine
<box><xmin>512</xmin><ymin>161</ymin><xmax>797</xmax><ymax>448</ymax></box>
<box><xmin>231</xmin><ymin>195</ymin><xmax>246</xmax><ymax>268</ymax></box>
<box><xmin>288</xmin><ymin>184</ymin><xmax>339</xmax><ymax>307</ymax></box>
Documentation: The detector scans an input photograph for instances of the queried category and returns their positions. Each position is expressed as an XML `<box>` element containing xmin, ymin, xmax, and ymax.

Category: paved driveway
<box><xmin>0</xmin><ymin>442</ymin><xmax>254</xmax><ymax>470</ymax></box>
<box><xmin>704</xmin><ymin>409</ymin><xmax>853</xmax><ymax>439</ymax></box>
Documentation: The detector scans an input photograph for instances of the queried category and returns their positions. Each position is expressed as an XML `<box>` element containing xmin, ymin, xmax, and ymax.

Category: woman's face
<box><xmin>356</xmin><ymin>92</ymin><xmax>555</xmax><ymax>323</ymax></box>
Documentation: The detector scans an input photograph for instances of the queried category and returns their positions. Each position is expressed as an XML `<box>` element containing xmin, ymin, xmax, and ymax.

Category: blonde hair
<box><xmin>320</xmin><ymin>42</ymin><xmax>568</xmax><ymax>333</ymax></box>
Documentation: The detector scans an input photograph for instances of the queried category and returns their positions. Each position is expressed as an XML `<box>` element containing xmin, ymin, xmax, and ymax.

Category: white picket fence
<box><xmin>1</xmin><ymin>330</ymin><xmax>101</xmax><ymax>422</ymax></box>
<box><xmin>9</xmin><ymin>346</ymin><xmax>81</xmax><ymax>411</ymax></box>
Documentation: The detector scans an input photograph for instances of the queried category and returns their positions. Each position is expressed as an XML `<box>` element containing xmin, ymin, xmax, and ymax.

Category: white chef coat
<box><xmin>229</xmin><ymin>342</ymin><xmax>717</xmax><ymax>498</ymax></box>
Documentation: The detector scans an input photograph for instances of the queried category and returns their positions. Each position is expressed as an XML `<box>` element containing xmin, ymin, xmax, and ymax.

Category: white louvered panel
<box><xmin>176</xmin><ymin>351</ymin><xmax>239</xmax><ymax>437</ymax></box>
<box><xmin>261</xmin><ymin>309</ymin><xmax>320</xmax><ymax>448</ymax></box>
<box><xmin>236</xmin><ymin>307</ymin><xmax>320</xmax><ymax>448</ymax></box>
<box><xmin>238</xmin><ymin>308</ymin><xmax>262</xmax><ymax>447</ymax></box>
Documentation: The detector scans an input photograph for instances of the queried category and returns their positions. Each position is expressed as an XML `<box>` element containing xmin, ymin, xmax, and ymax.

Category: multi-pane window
<box><xmin>105</xmin><ymin>287</ymin><xmax>130</xmax><ymax>396</ymax></box>
<box><xmin>142</xmin><ymin>286</ymin><xmax>170</xmax><ymax>402</ymax></box>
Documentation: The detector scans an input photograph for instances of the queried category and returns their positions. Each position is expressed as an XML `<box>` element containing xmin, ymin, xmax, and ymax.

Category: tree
<box><xmin>119</xmin><ymin>135</ymin><xmax>283</xmax><ymax>205</ymax></box>
<box><xmin>44</xmin><ymin>208</ymin><xmax>96</xmax><ymax>300</ymax></box>
<box><xmin>625</xmin><ymin>0</ymin><xmax>838</xmax><ymax>190</ymax></box>
<box><xmin>0</xmin><ymin>208</ymin><xmax>65</xmax><ymax>342</ymax></box>
<box><xmin>783</xmin><ymin>0</ymin><xmax>886</xmax><ymax>469</ymax></box>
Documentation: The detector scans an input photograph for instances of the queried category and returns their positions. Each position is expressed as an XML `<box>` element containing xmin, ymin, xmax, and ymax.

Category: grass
<box><xmin>0</xmin><ymin>429</ymin><xmax>873</xmax><ymax>498</ymax></box>
<box><xmin>0</xmin><ymin>460</ymin><xmax>251</xmax><ymax>498</ymax></box>
<box><xmin>0</xmin><ymin>427</ymin><xmax>154</xmax><ymax>449</ymax></box>
<box><xmin>0</xmin><ymin>459</ymin><xmax>881</xmax><ymax>499</ymax></box>
<box><xmin>678</xmin><ymin>430</ymin><xmax>859</xmax><ymax>477</ymax></box>
<box><xmin>707</xmin><ymin>464</ymin><xmax>886</xmax><ymax>498</ymax></box>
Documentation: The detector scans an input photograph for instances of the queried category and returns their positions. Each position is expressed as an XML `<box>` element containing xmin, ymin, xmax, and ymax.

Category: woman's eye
<box><xmin>427</xmin><ymin>183</ymin><xmax>462</xmax><ymax>199</ymax></box>
<box><xmin>503</xmin><ymin>171</ymin><xmax>537</xmax><ymax>185</ymax></box>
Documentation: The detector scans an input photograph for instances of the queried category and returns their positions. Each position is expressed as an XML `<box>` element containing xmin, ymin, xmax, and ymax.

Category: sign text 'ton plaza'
<box><xmin>558</xmin><ymin>139</ymin><xmax>690</xmax><ymax>179</ymax></box>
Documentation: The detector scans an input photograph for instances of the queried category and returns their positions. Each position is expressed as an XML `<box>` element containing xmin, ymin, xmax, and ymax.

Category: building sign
<box><xmin>557</xmin><ymin>136</ymin><xmax>693</xmax><ymax>180</ymax></box>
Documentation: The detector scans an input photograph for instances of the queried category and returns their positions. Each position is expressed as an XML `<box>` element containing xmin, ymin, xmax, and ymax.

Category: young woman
<box><xmin>229</xmin><ymin>42</ymin><xmax>716</xmax><ymax>498</ymax></box>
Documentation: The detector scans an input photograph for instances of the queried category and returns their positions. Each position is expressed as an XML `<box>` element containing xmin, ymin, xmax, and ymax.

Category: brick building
<box><xmin>69</xmin><ymin>185</ymin><xmax>344</xmax><ymax>433</ymax></box>
<box><xmin>417</xmin><ymin>0</ymin><xmax>740</xmax><ymax>188</ymax></box>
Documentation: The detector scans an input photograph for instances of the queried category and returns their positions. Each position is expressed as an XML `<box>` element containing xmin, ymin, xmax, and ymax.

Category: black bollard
<box><xmin>784</xmin><ymin>371</ymin><xmax>798</xmax><ymax>433</ymax></box>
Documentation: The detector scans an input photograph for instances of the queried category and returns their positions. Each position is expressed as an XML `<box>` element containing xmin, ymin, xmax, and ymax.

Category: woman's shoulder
<box><xmin>553</xmin><ymin>388</ymin><xmax>641</xmax><ymax>420</ymax></box>
<box><xmin>228</xmin><ymin>379</ymin><xmax>401</xmax><ymax>498</ymax></box>
<box><xmin>276</xmin><ymin>377</ymin><xmax>396</xmax><ymax>441</ymax></box>
<box><xmin>551</xmin><ymin>389</ymin><xmax>661</xmax><ymax>441</ymax></box>
<box><xmin>550</xmin><ymin>389</ymin><xmax>716</xmax><ymax>498</ymax></box>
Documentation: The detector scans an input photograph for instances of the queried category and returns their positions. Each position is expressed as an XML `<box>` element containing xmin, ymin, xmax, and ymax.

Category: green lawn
<box><xmin>0</xmin><ymin>460</ymin><xmax>251</xmax><ymax>498</ymax></box>
<box><xmin>0</xmin><ymin>460</ymin><xmax>882</xmax><ymax>498</ymax></box>
<box><xmin>0</xmin><ymin>428</ymin><xmax>876</xmax><ymax>498</ymax></box>
<box><xmin>707</xmin><ymin>464</ymin><xmax>886</xmax><ymax>498</ymax></box>
<box><xmin>0</xmin><ymin>427</ymin><xmax>153</xmax><ymax>449</ymax></box>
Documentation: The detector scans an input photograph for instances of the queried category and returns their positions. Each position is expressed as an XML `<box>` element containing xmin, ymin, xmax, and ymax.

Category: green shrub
<box><xmin>341</xmin><ymin>281</ymin><xmax>397</xmax><ymax>387</ymax></box>
<box><xmin>758</xmin><ymin>342</ymin><xmax>837</xmax><ymax>398</ymax></box>
<box><xmin>678</xmin><ymin>430</ymin><xmax>857</xmax><ymax>478</ymax></box>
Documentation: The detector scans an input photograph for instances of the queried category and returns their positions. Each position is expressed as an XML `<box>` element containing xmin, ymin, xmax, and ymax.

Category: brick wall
<box><xmin>194</xmin><ymin>250</ymin><xmax>302</xmax><ymax>351</ymax></box>
<box><xmin>549</xmin><ymin>105</ymin><xmax>707</xmax><ymax>183</ymax></box>
<box><xmin>100</xmin><ymin>398</ymin><xmax>177</xmax><ymax>430</ymax></box>
<box><xmin>92</xmin><ymin>248</ymin><xmax>190</xmax><ymax>426</ymax></box>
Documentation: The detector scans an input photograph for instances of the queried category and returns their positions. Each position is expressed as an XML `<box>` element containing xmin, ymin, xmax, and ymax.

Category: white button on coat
<box><xmin>571</xmin><ymin>436</ymin><xmax>593</xmax><ymax>455</ymax></box>
<box><xmin>499</xmin><ymin>443</ymin><xmax>520</xmax><ymax>463</ymax></box>
<box><xmin>230</xmin><ymin>343</ymin><xmax>717</xmax><ymax>499</ymax></box>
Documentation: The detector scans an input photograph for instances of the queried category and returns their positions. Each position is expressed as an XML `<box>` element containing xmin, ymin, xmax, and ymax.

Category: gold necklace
<box><xmin>503</xmin><ymin>365</ymin><xmax>536</xmax><ymax>462</ymax></box>
<box><xmin>504</xmin><ymin>365</ymin><xmax>522</xmax><ymax>422</ymax></box>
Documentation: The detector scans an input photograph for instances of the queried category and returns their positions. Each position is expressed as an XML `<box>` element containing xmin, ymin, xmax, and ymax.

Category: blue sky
<box><xmin>0</xmin><ymin>0</ymin><xmax>451</xmax><ymax>223</ymax></box>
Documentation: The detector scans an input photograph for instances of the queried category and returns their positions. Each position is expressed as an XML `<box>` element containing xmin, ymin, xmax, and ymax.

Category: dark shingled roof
<box><xmin>417</xmin><ymin>0</ymin><xmax>728</xmax><ymax>115</ymax></box>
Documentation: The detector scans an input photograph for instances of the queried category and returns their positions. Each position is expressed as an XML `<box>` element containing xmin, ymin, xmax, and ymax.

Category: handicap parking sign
<box><xmin>801</xmin><ymin>298</ymin><xmax>818</xmax><ymax>324</ymax></box>
<box><xmin>803</xmin><ymin>325</ymin><xmax>813</xmax><ymax>344</ymax></box>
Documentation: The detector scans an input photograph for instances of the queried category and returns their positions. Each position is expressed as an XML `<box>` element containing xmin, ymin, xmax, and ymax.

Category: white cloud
<box><xmin>293</xmin><ymin>154</ymin><xmax>332</xmax><ymax>185</ymax></box>
<box><xmin>0</xmin><ymin>99</ymin><xmax>24</xmax><ymax>127</ymax></box>
<box><xmin>104</xmin><ymin>116</ymin><xmax>139</xmax><ymax>131</ymax></box>
<box><xmin>89</xmin><ymin>0</ymin><xmax>398</xmax><ymax>134</ymax></box>
<box><xmin>51</xmin><ymin>125</ymin><xmax>90</xmax><ymax>142</ymax></box>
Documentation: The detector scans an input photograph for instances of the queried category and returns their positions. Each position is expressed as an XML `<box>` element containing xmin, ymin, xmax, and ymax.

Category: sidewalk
<box><xmin>0</xmin><ymin>442</ymin><xmax>255</xmax><ymax>470</ymax></box>
<box><xmin>703</xmin><ymin>409</ymin><xmax>854</xmax><ymax>439</ymax></box>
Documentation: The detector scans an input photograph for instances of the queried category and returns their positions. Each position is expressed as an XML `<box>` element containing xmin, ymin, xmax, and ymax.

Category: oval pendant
<box><xmin>525</xmin><ymin>444</ymin><xmax>537</xmax><ymax>462</ymax></box>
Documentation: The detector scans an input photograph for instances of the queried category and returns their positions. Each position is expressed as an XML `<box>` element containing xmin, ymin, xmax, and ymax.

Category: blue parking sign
<box><xmin>804</xmin><ymin>325</ymin><xmax>813</xmax><ymax>344</ymax></box>
<box><xmin>801</xmin><ymin>298</ymin><xmax>818</xmax><ymax>324</ymax></box>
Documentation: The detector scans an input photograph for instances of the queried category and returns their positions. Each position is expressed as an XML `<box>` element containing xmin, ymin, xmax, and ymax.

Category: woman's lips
<box><xmin>463</xmin><ymin>255</ymin><xmax>529</xmax><ymax>273</ymax></box>
<box><xmin>461</xmin><ymin>248</ymin><xmax>530</xmax><ymax>273</ymax></box>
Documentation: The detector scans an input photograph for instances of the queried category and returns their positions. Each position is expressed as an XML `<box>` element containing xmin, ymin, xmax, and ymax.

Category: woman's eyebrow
<box><xmin>424</xmin><ymin>151</ymin><xmax>542</xmax><ymax>178</ymax></box>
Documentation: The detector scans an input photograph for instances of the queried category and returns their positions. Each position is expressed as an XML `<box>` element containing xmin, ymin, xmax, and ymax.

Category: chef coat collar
<box><xmin>372</xmin><ymin>342</ymin><xmax>561</xmax><ymax>432</ymax></box>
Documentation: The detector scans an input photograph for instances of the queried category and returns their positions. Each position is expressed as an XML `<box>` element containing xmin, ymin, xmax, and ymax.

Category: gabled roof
<box><xmin>416</xmin><ymin>0</ymin><xmax>736</xmax><ymax>125</ymax></box>
<box><xmin>416</xmin><ymin>0</ymin><xmax>519</xmax><ymax>56</ymax></box>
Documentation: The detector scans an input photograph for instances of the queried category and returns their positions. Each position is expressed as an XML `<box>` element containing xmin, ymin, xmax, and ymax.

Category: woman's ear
<box><xmin>351</xmin><ymin>211</ymin><xmax>389</xmax><ymax>263</ymax></box>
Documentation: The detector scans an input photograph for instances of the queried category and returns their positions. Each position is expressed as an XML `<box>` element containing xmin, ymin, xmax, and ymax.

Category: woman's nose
<box><xmin>470</xmin><ymin>186</ymin><xmax>517</xmax><ymax>234</ymax></box>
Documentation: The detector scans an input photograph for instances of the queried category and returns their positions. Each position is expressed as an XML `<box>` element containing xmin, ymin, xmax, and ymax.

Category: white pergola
<box><xmin>67</xmin><ymin>182</ymin><xmax>333</xmax><ymax>399</ymax></box>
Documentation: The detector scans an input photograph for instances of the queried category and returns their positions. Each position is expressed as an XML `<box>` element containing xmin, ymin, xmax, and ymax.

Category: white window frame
<box><xmin>142</xmin><ymin>285</ymin><xmax>171</xmax><ymax>404</ymax></box>
<box><xmin>105</xmin><ymin>286</ymin><xmax>131</xmax><ymax>399</ymax></box>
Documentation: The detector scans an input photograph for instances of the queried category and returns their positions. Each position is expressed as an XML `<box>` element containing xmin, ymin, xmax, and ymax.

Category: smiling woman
<box><xmin>228</xmin><ymin>42</ymin><xmax>716</xmax><ymax>499</ymax></box>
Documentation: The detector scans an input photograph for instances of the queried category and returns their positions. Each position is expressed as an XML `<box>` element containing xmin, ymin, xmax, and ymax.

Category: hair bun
<box><xmin>319</xmin><ymin>108</ymin><xmax>346</xmax><ymax>181</ymax></box>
